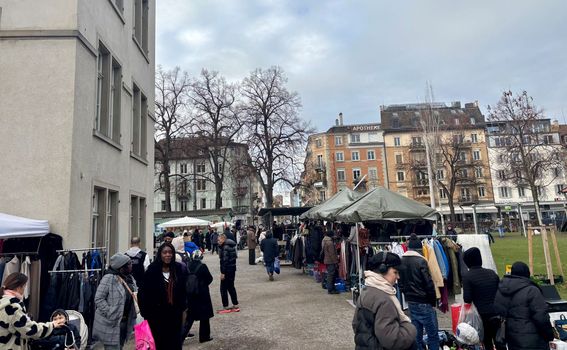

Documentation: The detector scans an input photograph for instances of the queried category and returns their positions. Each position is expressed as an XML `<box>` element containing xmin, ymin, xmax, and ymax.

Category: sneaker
<box><xmin>231</xmin><ymin>305</ymin><xmax>240</xmax><ymax>312</ymax></box>
<box><xmin>199</xmin><ymin>338</ymin><xmax>213</xmax><ymax>343</ymax></box>
<box><xmin>217</xmin><ymin>308</ymin><xmax>232</xmax><ymax>314</ymax></box>
<box><xmin>186</xmin><ymin>333</ymin><xmax>195</xmax><ymax>338</ymax></box>
<box><xmin>269</xmin><ymin>275</ymin><xmax>274</xmax><ymax>281</ymax></box>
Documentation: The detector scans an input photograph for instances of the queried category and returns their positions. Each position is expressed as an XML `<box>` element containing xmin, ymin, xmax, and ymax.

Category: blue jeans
<box><xmin>265</xmin><ymin>260</ymin><xmax>274</xmax><ymax>275</ymax></box>
<box><xmin>408</xmin><ymin>302</ymin><xmax>439</xmax><ymax>350</ymax></box>
<box><xmin>498</xmin><ymin>227</ymin><xmax>504</xmax><ymax>237</ymax></box>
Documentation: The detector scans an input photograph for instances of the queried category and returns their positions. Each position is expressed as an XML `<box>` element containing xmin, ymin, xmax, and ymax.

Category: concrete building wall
<box><xmin>0</xmin><ymin>0</ymin><xmax>155</xmax><ymax>253</ymax></box>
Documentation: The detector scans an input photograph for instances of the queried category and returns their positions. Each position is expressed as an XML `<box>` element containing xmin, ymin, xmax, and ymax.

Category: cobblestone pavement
<box><xmin>122</xmin><ymin>248</ymin><xmax>453</xmax><ymax>349</ymax></box>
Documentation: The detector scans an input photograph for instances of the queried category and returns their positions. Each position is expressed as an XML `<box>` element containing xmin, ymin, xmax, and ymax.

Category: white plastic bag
<box><xmin>456</xmin><ymin>303</ymin><xmax>484</xmax><ymax>345</ymax></box>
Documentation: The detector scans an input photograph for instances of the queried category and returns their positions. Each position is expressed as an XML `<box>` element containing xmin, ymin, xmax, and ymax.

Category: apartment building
<box><xmin>0</xmin><ymin>0</ymin><xmax>155</xmax><ymax>253</ymax></box>
<box><xmin>301</xmin><ymin>113</ymin><xmax>387</xmax><ymax>205</ymax></box>
<box><xmin>154</xmin><ymin>137</ymin><xmax>263</xmax><ymax>225</ymax></box>
<box><xmin>380</xmin><ymin>102</ymin><xmax>496</xmax><ymax>220</ymax></box>
<box><xmin>487</xmin><ymin>118</ymin><xmax>567</xmax><ymax>223</ymax></box>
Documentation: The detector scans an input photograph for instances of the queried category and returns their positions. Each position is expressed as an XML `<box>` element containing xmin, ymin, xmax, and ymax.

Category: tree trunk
<box><xmin>531</xmin><ymin>185</ymin><xmax>544</xmax><ymax>226</ymax></box>
<box><xmin>163</xmin><ymin>165</ymin><xmax>172</xmax><ymax>212</ymax></box>
<box><xmin>215</xmin><ymin>178</ymin><xmax>223</xmax><ymax>209</ymax></box>
<box><xmin>448</xmin><ymin>196</ymin><xmax>456</xmax><ymax>223</ymax></box>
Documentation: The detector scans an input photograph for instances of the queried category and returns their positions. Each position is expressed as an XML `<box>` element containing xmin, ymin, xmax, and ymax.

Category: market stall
<box><xmin>157</xmin><ymin>216</ymin><xmax>212</xmax><ymax>229</ymax></box>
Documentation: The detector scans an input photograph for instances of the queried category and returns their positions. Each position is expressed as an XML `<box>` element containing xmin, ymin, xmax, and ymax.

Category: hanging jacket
<box><xmin>432</xmin><ymin>240</ymin><xmax>449</xmax><ymax>279</ymax></box>
<box><xmin>494</xmin><ymin>275</ymin><xmax>554</xmax><ymax>350</ymax></box>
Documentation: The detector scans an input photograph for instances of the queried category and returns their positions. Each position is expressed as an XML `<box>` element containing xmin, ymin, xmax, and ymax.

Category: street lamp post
<box><xmin>472</xmin><ymin>204</ymin><xmax>478</xmax><ymax>235</ymax></box>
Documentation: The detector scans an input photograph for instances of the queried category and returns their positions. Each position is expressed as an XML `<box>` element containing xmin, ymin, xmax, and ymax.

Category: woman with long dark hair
<box><xmin>0</xmin><ymin>273</ymin><xmax>64</xmax><ymax>350</ymax></box>
<box><xmin>139</xmin><ymin>243</ymin><xmax>187</xmax><ymax>350</ymax></box>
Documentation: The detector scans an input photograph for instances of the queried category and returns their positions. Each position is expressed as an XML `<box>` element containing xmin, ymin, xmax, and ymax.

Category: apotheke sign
<box><xmin>351</xmin><ymin>125</ymin><xmax>380</xmax><ymax>132</ymax></box>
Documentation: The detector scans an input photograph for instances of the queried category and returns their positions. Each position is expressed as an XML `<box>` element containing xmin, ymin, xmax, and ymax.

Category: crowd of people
<box><xmin>353</xmin><ymin>233</ymin><xmax>556</xmax><ymax>350</ymax></box>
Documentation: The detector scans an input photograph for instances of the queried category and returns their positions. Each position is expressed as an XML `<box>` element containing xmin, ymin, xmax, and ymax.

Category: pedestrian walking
<box><xmin>93</xmin><ymin>253</ymin><xmax>138</xmax><ymax>349</ymax></box>
<box><xmin>353</xmin><ymin>252</ymin><xmax>417</xmax><ymax>350</ymax></box>
<box><xmin>445</xmin><ymin>224</ymin><xmax>457</xmax><ymax>240</ymax></box>
<box><xmin>124</xmin><ymin>236</ymin><xmax>150</xmax><ymax>289</ymax></box>
<box><xmin>398</xmin><ymin>234</ymin><xmax>439</xmax><ymax>350</ymax></box>
<box><xmin>182</xmin><ymin>250</ymin><xmax>214</xmax><ymax>344</ymax></box>
<box><xmin>217</xmin><ymin>234</ymin><xmax>239</xmax><ymax>313</ymax></box>
<box><xmin>247</xmin><ymin>226</ymin><xmax>257</xmax><ymax>265</ymax></box>
<box><xmin>462</xmin><ymin>247</ymin><xmax>500</xmax><ymax>349</ymax></box>
<box><xmin>139</xmin><ymin>243</ymin><xmax>188</xmax><ymax>350</ymax></box>
<box><xmin>260</xmin><ymin>231</ymin><xmax>279</xmax><ymax>281</ymax></box>
<box><xmin>322</xmin><ymin>228</ymin><xmax>339</xmax><ymax>294</ymax></box>
<box><xmin>494</xmin><ymin>261</ymin><xmax>554</xmax><ymax>350</ymax></box>
<box><xmin>164</xmin><ymin>231</ymin><xmax>175</xmax><ymax>244</ymax></box>
<box><xmin>205</xmin><ymin>228</ymin><xmax>212</xmax><ymax>252</ymax></box>
<box><xmin>211</xmin><ymin>230</ymin><xmax>219</xmax><ymax>255</ymax></box>
<box><xmin>0</xmin><ymin>273</ymin><xmax>64</xmax><ymax>350</ymax></box>
<box><xmin>497</xmin><ymin>218</ymin><xmax>505</xmax><ymax>238</ymax></box>
<box><xmin>192</xmin><ymin>229</ymin><xmax>201</xmax><ymax>248</ymax></box>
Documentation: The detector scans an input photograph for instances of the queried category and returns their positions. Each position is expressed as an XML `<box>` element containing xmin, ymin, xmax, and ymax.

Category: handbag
<box><xmin>118</xmin><ymin>276</ymin><xmax>141</xmax><ymax>314</ymax></box>
<box><xmin>134</xmin><ymin>320</ymin><xmax>156</xmax><ymax>350</ymax></box>
<box><xmin>555</xmin><ymin>314</ymin><xmax>567</xmax><ymax>341</ymax></box>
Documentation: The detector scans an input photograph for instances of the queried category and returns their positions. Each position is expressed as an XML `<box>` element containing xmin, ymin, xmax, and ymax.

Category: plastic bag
<box><xmin>274</xmin><ymin>257</ymin><xmax>281</xmax><ymax>274</ymax></box>
<box><xmin>456</xmin><ymin>303</ymin><xmax>484</xmax><ymax>345</ymax></box>
<box><xmin>134</xmin><ymin>320</ymin><xmax>156</xmax><ymax>350</ymax></box>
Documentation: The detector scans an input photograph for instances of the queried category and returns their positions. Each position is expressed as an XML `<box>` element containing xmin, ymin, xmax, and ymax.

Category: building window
<box><xmin>454</xmin><ymin>118</ymin><xmax>460</xmax><ymax>126</ymax></box>
<box><xmin>197</xmin><ymin>162</ymin><xmax>206</xmax><ymax>173</ymax></box>
<box><xmin>461</xmin><ymin>188</ymin><xmax>471</xmax><ymax>200</ymax></box>
<box><xmin>458</xmin><ymin>151</ymin><xmax>466</xmax><ymax>161</ymax></box>
<box><xmin>316</xmin><ymin>155</ymin><xmax>323</xmax><ymax>167</ymax></box>
<box><xmin>351</xmin><ymin>151</ymin><xmax>360</xmax><ymax>161</ymax></box>
<box><xmin>335</xmin><ymin>136</ymin><xmax>342</xmax><ymax>146</ymax></box>
<box><xmin>113</xmin><ymin>0</ymin><xmax>124</xmax><ymax>13</ymax></box>
<box><xmin>397</xmin><ymin>171</ymin><xmax>405</xmax><ymax>181</ymax></box>
<box><xmin>439</xmin><ymin>188</ymin><xmax>447</xmax><ymax>199</ymax></box>
<box><xmin>369</xmin><ymin>168</ymin><xmax>378</xmax><ymax>180</ymax></box>
<box><xmin>395</xmin><ymin>154</ymin><xmax>403</xmax><ymax>164</ymax></box>
<box><xmin>498</xmin><ymin>170</ymin><xmax>506</xmax><ymax>180</ymax></box>
<box><xmin>179</xmin><ymin>180</ymin><xmax>188</xmax><ymax>194</ymax></box>
<box><xmin>200</xmin><ymin>198</ymin><xmax>207</xmax><ymax>209</ymax></box>
<box><xmin>394</xmin><ymin>137</ymin><xmax>401</xmax><ymax>147</ymax></box>
<box><xmin>478</xmin><ymin>186</ymin><xmax>486</xmax><ymax>198</ymax></box>
<box><xmin>197</xmin><ymin>179</ymin><xmax>206</xmax><ymax>191</ymax></box>
<box><xmin>556</xmin><ymin>184</ymin><xmax>565</xmax><ymax>194</ymax></box>
<box><xmin>471</xmin><ymin>133</ymin><xmax>478</xmax><ymax>143</ymax></box>
<box><xmin>474</xmin><ymin>167</ymin><xmax>483</xmax><ymax>178</ymax></box>
<box><xmin>554</xmin><ymin>168</ymin><xmax>562</xmax><ymax>177</ymax></box>
<box><xmin>92</xmin><ymin>187</ymin><xmax>119</xmax><ymax>254</ymax></box>
<box><xmin>436</xmin><ymin>169</ymin><xmax>444</xmax><ymax>180</ymax></box>
<box><xmin>460</xmin><ymin>169</ymin><xmax>468</xmax><ymax>178</ymax></box>
<box><xmin>412</xmin><ymin>136</ymin><xmax>422</xmax><ymax>145</ymax></box>
<box><xmin>337</xmin><ymin>169</ymin><xmax>346</xmax><ymax>182</ymax></box>
<box><xmin>133</xmin><ymin>0</ymin><xmax>149</xmax><ymax>53</ymax></box>
<box><xmin>319</xmin><ymin>191</ymin><xmax>326</xmax><ymax>201</ymax></box>
<box><xmin>392</xmin><ymin>118</ymin><xmax>400</xmax><ymax>128</ymax></box>
<box><xmin>161</xmin><ymin>200</ymin><xmax>166</xmax><ymax>211</ymax></box>
<box><xmin>130</xmin><ymin>195</ymin><xmax>146</xmax><ymax>247</ymax></box>
<box><xmin>315</xmin><ymin>138</ymin><xmax>322</xmax><ymax>148</ymax></box>
<box><xmin>543</xmin><ymin>135</ymin><xmax>554</xmax><ymax>144</ymax></box>
<box><xmin>335</xmin><ymin>152</ymin><xmax>344</xmax><ymax>162</ymax></box>
<box><xmin>132</xmin><ymin>83</ymin><xmax>148</xmax><ymax>159</ymax></box>
<box><xmin>518</xmin><ymin>187</ymin><xmax>526</xmax><ymax>197</ymax></box>
<box><xmin>499</xmin><ymin>187</ymin><xmax>510</xmax><ymax>198</ymax></box>
<box><xmin>180</xmin><ymin>163</ymin><xmax>188</xmax><ymax>173</ymax></box>
<box><xmin>367</xmin><ymin>150</ymin><xmax>376</xmax><ymax>160</ymax></box>
<box><xmin>470</xmin><ymin>117</ymin><xmax>476</xmax><ymax>125</ymax></box>
<box><xmin>180</xmin><ymin>199</ymin><xmax>188</xmax><ymax>211</ymax></box>
<box><xmin>353</xmin><ymin>169</ymin><xmax>361</xmax><ymax>180</ymax></box>
<box><xmin>472</xmin><ymin>150</ymin><xmax>480</xmax><ymax>160</ymax></box>
<box><xmin>350</xmin><ymin>134</ymin><xmax>361</xmax><ymax>143</ymax></box>
<box><xmin>95</xmin><ymin>42</ymin><xmax>121</xmax><ymax>143</ymax></box>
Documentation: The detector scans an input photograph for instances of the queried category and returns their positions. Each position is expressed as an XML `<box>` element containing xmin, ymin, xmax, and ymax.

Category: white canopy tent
<box><xmin>157</xmin><ymin>216</ymin><xmax>212</xmax><ymax>228</ymax></box>
<box><xmin>210</xmin><ymin>221</ymin><xmax>233</xmax><ymax>229</ymax></box>
<box><xmin>0</xmin><ymin>212</ymin><xmax>50</xmax><ymax>239</ymax></box>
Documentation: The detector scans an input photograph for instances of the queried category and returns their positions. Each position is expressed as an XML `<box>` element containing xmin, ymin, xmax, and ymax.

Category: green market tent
<box><xmin>334</xmin><ymin>186</ymin><xmax>438</xmax><ymax>223</ymax></box>
<box><xmin>300</xmin><ymin>188</ymin><xmax>362</xmax><ymax>221</ymax></box>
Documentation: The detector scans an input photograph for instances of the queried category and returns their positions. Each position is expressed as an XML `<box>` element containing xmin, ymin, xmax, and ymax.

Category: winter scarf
<box><xmin>364</xmin><ymin>270</ymin><xmax>411</xmax><ymax>323</ymax></box>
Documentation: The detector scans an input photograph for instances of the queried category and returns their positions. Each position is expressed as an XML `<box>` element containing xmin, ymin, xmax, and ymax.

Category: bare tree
<box><xmin>154</xmin><ymin>66</ymin><xmax>192</xmax><ymax>212</ymax></box>
<box><xmin>188</xmin><ymin>69</ymin><xmax>243</xmax><ymax>209</ymax></box>
<box><xmin>488</xmin><ymin>90</ymin><xmax>563</xmax><ymax>225</ymax></box>
<box><xmin>241</xmin><ymin>66</ymin><xmax>313</xmax><ymax>207</ymax></box>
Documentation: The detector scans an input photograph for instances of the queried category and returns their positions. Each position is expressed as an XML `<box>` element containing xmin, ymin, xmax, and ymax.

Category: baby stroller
<box><xmin>67</xmin><ymin>310</ymin><xmax>89</xmax><ymax>350</ymax></box>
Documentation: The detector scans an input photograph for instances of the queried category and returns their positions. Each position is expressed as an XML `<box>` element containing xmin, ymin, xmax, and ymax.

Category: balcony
<box><xmin>233</xmin><ymin>186</ymin><xmax>248</xmax><ymax>198</ymax></box>
<box><xmin>459</xmin><ymin>195</ymin><xmax>479</xmax><ymax>204</ymax></box>
<box><xmin>413</xmin><ymin>179</ymin><xmax>429</xmax><ymax>187</ymax></box>
<box><xmin>232</xmin><ymin>205</ymin><xmax>250</xmax><ymax>215</ymax></box>
<box><xmin>314</xmin><ymin>180</ymin><xmax>327</xmax><ymax>188</ymax></box>
<box><xmin>315</xmin><ymin>161</ymin><xmax>326</xmax><ymax>172</ymax></box>
<box><xmin>409</xmin><ymin>143</ymin><xmax>425</xmax><ymax>151</ymax></box>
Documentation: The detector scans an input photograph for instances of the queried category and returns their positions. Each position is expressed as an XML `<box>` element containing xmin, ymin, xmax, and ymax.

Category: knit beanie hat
<box><xmin>110</xmin><ymin>253</ymin><xmax>131</xmax><ymax>270</ymax></box>
<box><xmin>511</xmin><ymin>261</ymin><xmax>530</xmax><ymax>278</ymax></box>
<box><xmin>51</xmin><ymin>309</ymin><xmax>69</xmax><ymax>322</ymax></box>
<box><xmin>463</xmin><ymin>247</ymin><xmax>482</xmax><ymax>268</ymax></box>
<box><xmin>367</xmin><ymin>252</ymin><xmax>401</xmax><ymax>272</ymax></box>
<box><xmin>407</xmin><ymin>233</ymin><xmax>422</xmax><ymax>250</ymax></box>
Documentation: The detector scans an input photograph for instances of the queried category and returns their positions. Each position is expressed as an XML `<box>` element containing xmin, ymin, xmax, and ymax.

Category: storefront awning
<box><xmin>436</xmin><ymin>205</ymin><xmax>498</xmax><ymax>215</ymax></box>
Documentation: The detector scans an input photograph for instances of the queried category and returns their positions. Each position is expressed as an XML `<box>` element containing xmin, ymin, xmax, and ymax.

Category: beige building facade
<box><xmin>0</xmin><ymin>0</ymin><xmax>156</xmax><ymax>254</ymax></box>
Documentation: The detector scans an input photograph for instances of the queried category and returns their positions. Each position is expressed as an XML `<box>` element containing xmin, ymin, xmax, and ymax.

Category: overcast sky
<box><xmin>156</xmin><ymin>1</ymin><xmax>567</xmax><ymax>131</ymax></box>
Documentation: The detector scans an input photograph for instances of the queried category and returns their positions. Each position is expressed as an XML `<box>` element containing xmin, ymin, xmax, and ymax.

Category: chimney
<box><xmin>339</xmin><ymin>112</ymin><xmax>343</xmax><ymax>126</ymax></box>
<box><xmin>335</xmin><ymin>118</ymin><xmax>339</xmax><ymax>126</ymax></box>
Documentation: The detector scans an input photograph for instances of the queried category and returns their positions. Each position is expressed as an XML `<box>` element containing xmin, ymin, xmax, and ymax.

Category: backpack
<box><xmin>127</xmin><ymin>250</ymin><xmax>146</xmax><ymax>287</ymax></box>
<box><xmin>186</xmin><ymin>263</ymin><xmax>203</xmax><ymax>296</ymax></box>
<box><xmin>176</xmin><ymin>251</ymin><xmax>190</xmax><ymax>265</ymax></box>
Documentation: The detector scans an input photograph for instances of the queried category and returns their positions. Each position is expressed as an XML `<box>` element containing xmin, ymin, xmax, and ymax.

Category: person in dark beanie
<box><xmin>247</xmin><ymin>226</ymin><xmax>257</xmax><ymax>265</ymax></box>
<box><xmin>260</xmin><ymin>231</ymin><xmax>279</xmax><ymax>281</ymax></box>
<box><xmin>217</xmin><ymin>234</ymin><xmax>239</xmax><ymax>313</ymax></box>
<box><xmin>398</xmin><ymin>233</ymin><xmax>438</xmax><ymax>350</ymax></box>
<box><xmin>93</xmin><ymin>254</ymin><xmax>138</xmax><ymax>349</ymax></box>
<box><xmin>462</xmin><ymin>247</ymin><xmax>500</xmax><ymax>349</ymax></box>
<box><xmin>322</xmin><ymin>228</ymin><xmax>339</xmax><ymax>294</ymax></box>
<box><xmin>164</xmin><ymin>231</ymin><xmax>175</xmax><ymax>244</ymax></box>
<box><xmin>353</xmin><ymin>252</ymin><xmax>417</xmax><ymax>350</ymax></box>
<box><xmin>494</xmin><ymin>261</ymin><xmax>554</xmax><ymax>350</ymax></box>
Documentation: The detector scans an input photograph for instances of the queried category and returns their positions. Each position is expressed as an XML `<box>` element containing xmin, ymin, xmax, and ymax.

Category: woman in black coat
<box><xmin>139</xmin><ymin>243</ymin><xmax>187</xmax><ymax>350</ymax></box>
<box><xmin>494</xmin><ymin>261</ymin><xmax>554</xmax><ymax>350</ymax></box>
<box><xmin>182</xmin><ymin>250</ymin><xmax>214</xmax><ymax>343</ymax></box>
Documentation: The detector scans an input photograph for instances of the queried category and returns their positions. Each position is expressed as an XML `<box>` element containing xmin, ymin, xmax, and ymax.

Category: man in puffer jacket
<box><xmin>218</xmin><ymin>234</ymin><xmax>239</xmax><ymax>313</ymax></box>
<box><xmin>494</xmin><ymin>261</ymin><xmax>554</xmax><ymax>350</ymax></box>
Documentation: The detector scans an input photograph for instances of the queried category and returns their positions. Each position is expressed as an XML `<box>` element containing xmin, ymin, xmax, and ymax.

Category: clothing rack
<box><xmin>0</xmin><ymin>251</ymin><xmax>40</xmax><ymax>256</ymax></box>
<box><xmin>48</xmin><ymin>268</ymin><xmax>102</xmax><ymax>274</ymax></box>
<box><xmin>388</xmin><ymin>234</ymin><xmax>454</xmax><ymax>240</ymax></box>
<box><xmin>56</xmin><ymin>247</ymin><xmax>107</xmax><ymax>253</ymax></box>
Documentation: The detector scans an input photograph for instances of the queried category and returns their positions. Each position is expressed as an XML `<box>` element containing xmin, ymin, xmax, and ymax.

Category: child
<box><xmin>30</xmin><ymin>309</ymin><xmax>81</xmax><ymax>350</ymax></box>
